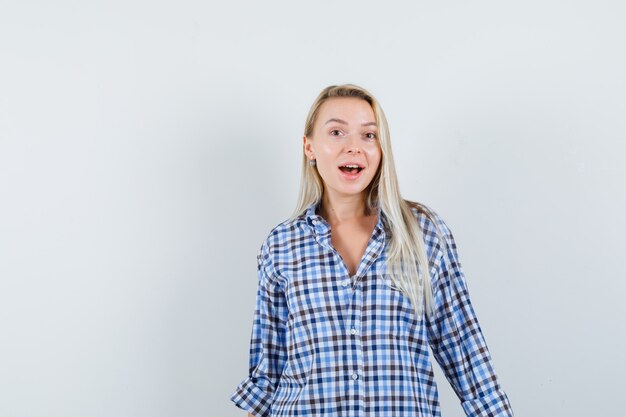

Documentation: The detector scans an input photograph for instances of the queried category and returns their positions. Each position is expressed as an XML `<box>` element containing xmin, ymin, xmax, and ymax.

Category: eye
<box><xmin>330</xmin><ymin>129</ymin><xmax>342</xmax><ymax>136</ymax></box>
<box><xmin>365</xmin><ymin>132</ymin><xmax>377</xmax><ymax>140</ymax></box>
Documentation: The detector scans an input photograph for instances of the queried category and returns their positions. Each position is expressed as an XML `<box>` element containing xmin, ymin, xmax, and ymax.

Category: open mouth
<box><xmin>338</xmin><ymin>164</ymin><xmax>365</xmax><ymax>180</ymax></box>
<box><xmin>338</xmin><ymin>165</ymin><xmax>364</xmax><ymax>174</ymax></box>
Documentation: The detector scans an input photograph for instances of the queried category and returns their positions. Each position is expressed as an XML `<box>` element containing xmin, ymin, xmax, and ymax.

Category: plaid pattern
<box><xmin>230</xmin><ymin>201</ymin><xmax>513</xmax><ymax>417</ymax></box>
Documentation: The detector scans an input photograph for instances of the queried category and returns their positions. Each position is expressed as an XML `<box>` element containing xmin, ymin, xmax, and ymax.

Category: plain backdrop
<box><xmin>1</xmin><ymin>1</ymin><xmax>625</xmax><ymax>416</ymax></box>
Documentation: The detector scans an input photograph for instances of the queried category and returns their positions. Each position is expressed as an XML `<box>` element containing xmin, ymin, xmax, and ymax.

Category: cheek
<box><xmin>316</xmin><ymin>158</ymin><xmax>337</xmax><ymax>176</ymax></box>
<box><xmin>318</xmin><ymin>142</ymin><xmax>340</xmax><ymax>155</ymax></box>
<box><xmin>367</xmin><ymin>148</ymin><xmax>382</xmax><ymax>166</ymax></box>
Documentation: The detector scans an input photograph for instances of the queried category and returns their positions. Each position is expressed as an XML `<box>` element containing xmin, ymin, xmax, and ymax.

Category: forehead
<box><xmin>316</xmin><ymin>97</ymin><xmax>375</xmax><ymax>123</ymax></box>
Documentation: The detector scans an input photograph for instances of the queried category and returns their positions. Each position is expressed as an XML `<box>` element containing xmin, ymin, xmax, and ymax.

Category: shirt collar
<box><xmin>305</xmin><ymin>200</ymin><xmax>386</xmax><ymax>237</ymax></box>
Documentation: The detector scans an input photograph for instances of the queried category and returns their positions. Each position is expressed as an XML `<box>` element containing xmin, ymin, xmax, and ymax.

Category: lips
<box><xmin>337</xmin><ymin>161</ymin><xmax>365</xmax><ymax>173</ymax></box>
<box><xmin>338</xmin><ymin>164</ymin><xmax>365</xmax><ymax>180</ymax></box>
<box><xmin>338</xmin><ymin>165</ymin><xmax>363</xmax><ymax>174</ymax></box>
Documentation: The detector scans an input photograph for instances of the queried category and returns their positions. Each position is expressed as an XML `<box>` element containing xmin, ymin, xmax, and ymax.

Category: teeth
<box><xmin>342</xmin><ymin>164</ymin><xmax>360</xmax><ymax>168</ymax></box>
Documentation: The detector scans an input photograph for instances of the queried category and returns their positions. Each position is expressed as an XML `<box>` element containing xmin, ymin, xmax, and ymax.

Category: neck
<box><xmin>319</xmin><ymin>192</ymin><xmax>372</xmax><ymax>224</ymax></box>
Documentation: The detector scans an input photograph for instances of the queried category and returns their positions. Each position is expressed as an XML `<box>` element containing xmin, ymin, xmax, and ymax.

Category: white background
<box><xmin>1</xmin><ymin>1</ymin><xmax>625</xmax><ymax>416</ymax></box>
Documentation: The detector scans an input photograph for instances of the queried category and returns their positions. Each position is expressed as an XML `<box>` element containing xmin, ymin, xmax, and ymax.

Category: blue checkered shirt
<box><xmin>230</xmin><ymin>201</ymin><xmax>513</xmax><ymax>416</ymax></box>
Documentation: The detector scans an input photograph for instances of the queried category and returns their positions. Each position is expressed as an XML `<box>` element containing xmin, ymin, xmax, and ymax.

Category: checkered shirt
<box><xmin>230</xmin><ymin>200</ymin><xmax>513</xmax><ymax>416</ymax></box>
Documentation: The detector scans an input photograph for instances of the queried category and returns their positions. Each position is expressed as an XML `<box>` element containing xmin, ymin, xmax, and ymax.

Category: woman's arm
<box><xmin>230</xmin><ymin>240</ymin><xmax>288</xmax><ymax>417</ymax></box>
<box><xmin>425</xmin><ymin>214</ymin><xmax>513</xmax><ymax>416</ymax></box>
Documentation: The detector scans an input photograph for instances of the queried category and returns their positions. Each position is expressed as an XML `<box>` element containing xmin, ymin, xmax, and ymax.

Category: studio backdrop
<box><xmin>1</xmin><ymin>1</ymin><xmax>624</xmax><ymax>416</ymax></box>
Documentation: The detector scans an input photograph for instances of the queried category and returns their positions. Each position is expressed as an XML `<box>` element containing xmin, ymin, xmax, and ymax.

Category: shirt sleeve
<box><xmin>229</xmin><ymin>240</ymin><xmax>288</xmax><ymax>417</ymax></box>
<box><xmin>425</xmin><ymin>214</ymin><xmax>514</xmax><ymax>417</ymax></box>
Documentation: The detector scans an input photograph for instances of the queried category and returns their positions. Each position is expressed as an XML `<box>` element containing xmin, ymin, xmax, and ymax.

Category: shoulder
<box><xmin>256</xmin><ymin>212</ymin><xmax>310</xmax><ymax>285</ymax></box>
<box><xmin>404</xmin><ymin>199</ymin><xmax>456</xmax><ymax>257</ymax></box>
<box><xmin>260</xmin><ymin>212</ymin><xmax>309</xmax><ymax>254</ymax></box>
<box><xmin>405</xmin><ymin>199</ymin><xmax>453</xmax><ymax>235</ymax></box>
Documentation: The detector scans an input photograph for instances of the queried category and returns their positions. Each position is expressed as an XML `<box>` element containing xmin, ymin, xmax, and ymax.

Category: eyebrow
<box><xmin>324</xmin><ymin>118</ymin><xmax>377</xmax><ymax>127</ymax></box>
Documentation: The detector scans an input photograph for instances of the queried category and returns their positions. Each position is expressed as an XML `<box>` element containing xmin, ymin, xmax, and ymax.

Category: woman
<box><xmin>230</xmin><ymin>84</ymin><xmax>513</xmax><ymax>416</ymax></box>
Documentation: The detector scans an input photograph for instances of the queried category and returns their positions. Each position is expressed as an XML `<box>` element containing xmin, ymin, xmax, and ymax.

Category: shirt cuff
<box><xmin>461</xmin><ymin>389</ymin><xmax>514</xmax><ymax>417</ymax></box>
<box><xmin>229</xmin><ymin>376</ymin><xmax>273</xmax><ymax>417</ymax></box>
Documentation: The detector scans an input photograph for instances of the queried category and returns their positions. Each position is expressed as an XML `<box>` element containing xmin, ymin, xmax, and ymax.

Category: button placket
<box><xmin>304</xmin><ymin>204</ymin><xmax>385</xmax><ymax>416</ymax></box>
<box><xmin>350</xmin><ymin>283</ymin><xmax>365</xmax><ymax>414</ymax></box>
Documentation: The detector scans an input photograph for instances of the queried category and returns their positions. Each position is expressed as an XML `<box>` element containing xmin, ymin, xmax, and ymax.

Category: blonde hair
<box><xmin>289</xmin><ymin>84</ymin><xmax>437</xmax><ymax>318</ymax></box>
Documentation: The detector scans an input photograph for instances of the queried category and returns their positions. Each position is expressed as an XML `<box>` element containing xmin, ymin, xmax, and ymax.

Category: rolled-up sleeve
<box><xmin>230</xmin><ymin>241</ymin><xmax>288</xmax><ymax>417</ymax></box>
<box><xmin>425</xmin><ymin>215</ymin><xmax>514</xmax><ymax>416</ymax></box>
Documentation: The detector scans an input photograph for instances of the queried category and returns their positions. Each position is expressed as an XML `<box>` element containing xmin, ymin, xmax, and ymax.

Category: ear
<box><xmin>303</xmin><ymin>135</ymin><xmax>313</xmax><ymax>158</ymax></box>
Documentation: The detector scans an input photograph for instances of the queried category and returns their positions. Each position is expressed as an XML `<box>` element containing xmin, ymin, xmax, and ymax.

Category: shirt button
<box><xmin>342</xmin><ymin>279</ymin><xmax>350</xmax><ymax>287</ymax></box>
<box><xmin>352</xmin><ymin>373</ymin><xmax>359</xmax><ymax>380</ymax></box>
<box><xmin>350</xmin><ymin>328</ymin><xmax>357</xmax><ymax>335</ymax></box>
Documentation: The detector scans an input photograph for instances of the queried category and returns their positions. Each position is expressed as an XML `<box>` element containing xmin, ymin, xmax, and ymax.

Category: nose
<box><xmin>345</xmin><ymin>133</ymin><xmax>361</xmax><ymax>154</ymax></box>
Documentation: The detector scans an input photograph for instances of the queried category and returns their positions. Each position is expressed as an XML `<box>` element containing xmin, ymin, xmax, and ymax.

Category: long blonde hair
<box><xmin>289</xmin><ymin>84</ymin><xmax>437</xmax><ymax>318</ymax></box>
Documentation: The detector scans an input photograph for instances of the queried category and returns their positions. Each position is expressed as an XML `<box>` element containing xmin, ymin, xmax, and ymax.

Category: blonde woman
<box><xmin>230</xmin><ymin>84</ymin><xmax>513</xmax><ymax>416</ymax></box>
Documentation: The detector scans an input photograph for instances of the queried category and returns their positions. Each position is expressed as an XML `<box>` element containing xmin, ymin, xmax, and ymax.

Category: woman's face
<box><xmin>303</xmin><ymin>97</ymin><xmax>382</xmax><ymax>201</ymax></box>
